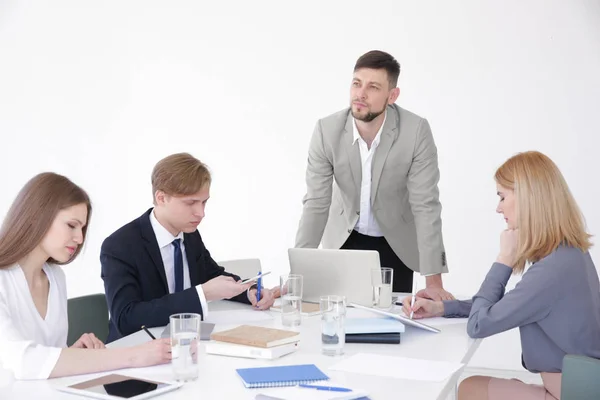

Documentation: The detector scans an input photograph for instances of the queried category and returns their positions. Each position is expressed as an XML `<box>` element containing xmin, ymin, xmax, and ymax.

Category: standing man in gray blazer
<box><xmin>295</xmin><ymin>50</ymin><xmax>454</xmax><ymax>300</ymax></box>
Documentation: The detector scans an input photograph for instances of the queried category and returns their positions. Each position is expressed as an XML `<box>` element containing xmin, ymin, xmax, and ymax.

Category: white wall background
<box><xmin>1</xmin><ymin>0</ymin><xmax>599</xmax><ymax>314</ymax></box>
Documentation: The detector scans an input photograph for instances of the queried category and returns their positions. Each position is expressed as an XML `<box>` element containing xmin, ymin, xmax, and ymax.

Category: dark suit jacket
<box><xmin>100</xmin><ymin>208</ymin><xmax>250</xmax><ymax>342</ymax></box>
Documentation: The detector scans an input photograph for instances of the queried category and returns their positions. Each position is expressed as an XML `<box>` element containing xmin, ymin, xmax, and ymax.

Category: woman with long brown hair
<box><xmin>402</xmin><ymin>151</ymin><xmax>600</xmax><ymax>399</ymax></box>
<box><xmin>0</xmin><ymin>172</ymin><xmax>171</xmax><ymax>380</ymax></box>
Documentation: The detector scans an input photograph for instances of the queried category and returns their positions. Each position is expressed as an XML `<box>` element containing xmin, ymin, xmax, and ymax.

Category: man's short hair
<box><xmin>354</xmin><ymin>50</ymin><xmax>401</xmax><ymax>88</ymax></box>
<box><xmin>151</xmin><ymin>153</ymin><xmax>211</xmax><ymax>199</ymax></box>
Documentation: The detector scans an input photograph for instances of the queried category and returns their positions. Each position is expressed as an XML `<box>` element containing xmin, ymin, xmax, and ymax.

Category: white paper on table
<box><xmin>329</xmin><ymin>353</ymin><xmax>464</xmax><ymax>382</ymax></box>
<box><xmin>254</xmin><ymin>385</ymin><xmax>368</xmax><ymax>400</ymax></box>
<box><xmin>204</xmin><ymin>310</ymin><xmax>273</xmax><ymax>325</ymax></box>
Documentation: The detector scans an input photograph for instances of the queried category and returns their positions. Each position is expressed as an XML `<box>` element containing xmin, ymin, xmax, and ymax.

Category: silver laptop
<box><xmin>287</xmin><ymin>248</ymin><xmax>379</xmax><ymax>306</ymax></box>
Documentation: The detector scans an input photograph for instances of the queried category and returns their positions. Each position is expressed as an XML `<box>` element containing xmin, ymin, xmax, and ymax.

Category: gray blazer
<box><xmin>295</xmin><ymin>104</ymin><xmax>447</xmax><ymax>276</ymax></box>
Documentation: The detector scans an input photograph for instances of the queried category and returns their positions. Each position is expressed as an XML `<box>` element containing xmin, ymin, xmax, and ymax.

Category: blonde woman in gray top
<box><xmin>403</xmin><ymin>151</ymin><xmax>600</xmax><ymax>400</ymax></box>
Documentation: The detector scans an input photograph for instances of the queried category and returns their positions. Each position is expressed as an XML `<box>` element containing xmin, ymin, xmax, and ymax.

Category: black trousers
<box><xmin>341</xmin><ymin>230</ymin><xmax>413</xmax><ymax>293</ymax></box>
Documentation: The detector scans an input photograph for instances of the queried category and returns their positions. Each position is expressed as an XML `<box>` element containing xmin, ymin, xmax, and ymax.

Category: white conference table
<box><xmin>6</xmin><ymin>299</ymin><xmax>481</xmax><ymax>400</ymax></box>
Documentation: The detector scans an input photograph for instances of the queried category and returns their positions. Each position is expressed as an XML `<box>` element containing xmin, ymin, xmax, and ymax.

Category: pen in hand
<box><xmin>256</xmin><ymin>271</ymin><xmax>262</xmax><ymax>307</ymax></box>
<box><xmin>142</xmin><ymin>325</ymin><xmax>156</xmax><ymax>340</ymax></box>
<box><xmin>409</xmin><ymin>280</ymin><xmax>418</xmax><ymax>319</ymax></box>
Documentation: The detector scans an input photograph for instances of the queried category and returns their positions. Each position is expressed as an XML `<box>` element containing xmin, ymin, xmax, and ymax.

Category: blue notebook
<box><xmin>236</xmin><ymin>364</ymin><xmax>329</xmax><ymax>388</ymax></box>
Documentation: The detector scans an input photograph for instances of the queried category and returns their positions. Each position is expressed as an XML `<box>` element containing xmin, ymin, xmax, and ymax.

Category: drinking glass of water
<box><xmin>372</xmin><ymin>267</ymin><xmax>394</xmax><ymax>308</ymax></box>
<box><xmin>279</xmin><ymin>274</ymin><xmax>303</xmax><ymax>327</ymax></box>
<box><xmin>320</xmin><ymin>295</ymin><xmax>346</xmax><ymax>356</ymax></box>
<box><xmin>170</xmin><ymin>313</ymin><xmax>201</xmax><ymax>382</ymax></box>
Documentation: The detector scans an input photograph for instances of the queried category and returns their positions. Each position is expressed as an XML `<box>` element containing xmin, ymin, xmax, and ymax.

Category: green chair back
<box><xmin>561</xmin><ymin>354</ymin><xmax>600</xmax><ymax>399</ymax></box>
<box><xmin>67</xmin><ymin>293</ymin><xmax>109</xmax><ymax>346</ymax></box>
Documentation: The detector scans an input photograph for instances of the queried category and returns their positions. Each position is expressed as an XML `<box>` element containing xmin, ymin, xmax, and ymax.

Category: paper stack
<box><xmin>206</xmin><ymin>325</ymin><xmax>300</xmax><ymax>360</ymax></box>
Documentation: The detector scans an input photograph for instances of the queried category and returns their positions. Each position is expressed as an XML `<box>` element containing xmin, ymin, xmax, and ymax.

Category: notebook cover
<box><xmin>236</xmin><ymin>364</ymin><xmax>329</xmax><ymax>388</ymax></box>
<box><xmin>210</xmin><ymin>325</ymin><xmax>300</xmax><ymax>348</ymax></box>
<box><xmin>345</xmin><ymin>332</ymin><xmax>401</xmax><ymax>344</ymax></box>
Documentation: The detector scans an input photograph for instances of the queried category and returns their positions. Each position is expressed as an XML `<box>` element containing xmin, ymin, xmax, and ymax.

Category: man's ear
<box><xmin>154</xmin><ymin>190</ymin><xmax>167</xmax><ymax>206</ymax></box>
<box><xmin>388</xmin><ymin>87</ymin><xmax>400</xmax><ymax>104</ymax></box>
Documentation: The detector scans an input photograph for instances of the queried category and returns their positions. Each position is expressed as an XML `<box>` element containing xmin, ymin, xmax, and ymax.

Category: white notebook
<box><xmin>206</xmin><ymin>341</ymin><xmax>299</xmax><ymax>360</ymax></box>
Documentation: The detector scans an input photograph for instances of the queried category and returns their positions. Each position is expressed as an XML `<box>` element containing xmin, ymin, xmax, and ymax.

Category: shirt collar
<box><xmin>352</xmin><ymin>110</ymin><xmax>387</xmax><ymax>146</ymax></box>
<box><xmin>149</xmin><ymin>209</ymin><xmax>184</xmax><ymax>249</ymax></box>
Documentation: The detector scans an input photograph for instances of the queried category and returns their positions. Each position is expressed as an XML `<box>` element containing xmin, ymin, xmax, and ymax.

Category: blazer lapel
<box><xmin>370</xmin><ymin>108</ymin><xmax>399</xmax><ymax>204</ymax></box>
<box><xmin>342</xmin><ymin>113</ymin><xmax>362</xmax><ymax>194</ymax></box>
<box><xmin>184</xmin><ymin>233</ymin><xmax>200</xmax><ymax>286</ymax></box>
<box><xmin>139</xmin><ymin>209</ymin><xmax>169</xmax><ymax>293</ymax></box>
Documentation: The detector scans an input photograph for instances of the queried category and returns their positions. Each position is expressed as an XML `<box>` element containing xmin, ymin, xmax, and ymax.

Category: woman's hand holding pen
<box><xmin>402</xmin><ymin>296</ymin><xmax>445</xmax><ymax>319</ymax></box>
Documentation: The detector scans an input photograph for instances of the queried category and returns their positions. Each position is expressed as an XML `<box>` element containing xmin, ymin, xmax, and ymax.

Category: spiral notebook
<box><xmin>236</xmin><ymin>364</ymin><xmax>329</xmax><ymax>388</ymax></box>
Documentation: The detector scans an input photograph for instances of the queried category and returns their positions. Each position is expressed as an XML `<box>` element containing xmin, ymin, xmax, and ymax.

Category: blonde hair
<box><xmin>495</xmin><ymin>151</ymin><xmax>592</xmax><ymax>273</ymax></box>
<box><xmin>151</xmin><ymin>153</ymin><xmax>211</xmax><ymax>203</ymax></box>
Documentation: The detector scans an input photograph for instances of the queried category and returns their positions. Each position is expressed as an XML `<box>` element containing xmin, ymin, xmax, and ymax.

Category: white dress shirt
<box><xmin>352</xmin><ymin>111</ymin><xmax>387</xmax><ymax>237</ymax></box>
<box><xmin>149</xmin><ymin>210</ymin><xmax>209</xmax><ymax>318</ymax></box>
<box><xmin>0</xmin><ymin>263</ymin><xmax>67</xmax><ymax>380</ymax></box>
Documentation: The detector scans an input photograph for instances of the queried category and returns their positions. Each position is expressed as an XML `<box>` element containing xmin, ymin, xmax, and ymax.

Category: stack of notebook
<box><xmin>345</xmin><ymin>317</ymin><xmax>405</xmax><ymax>344</ymax></box>
<box><xmin>206</xmin><ymin>325</ymin><xmax>301</xmax><ymax>359</ymax></box>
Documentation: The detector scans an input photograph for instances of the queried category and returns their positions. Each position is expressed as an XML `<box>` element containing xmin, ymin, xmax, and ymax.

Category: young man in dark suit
<box><xmin>100</xmin><ymin>153</ymin><xmax>275</xmax><ymax>342</ymax></box>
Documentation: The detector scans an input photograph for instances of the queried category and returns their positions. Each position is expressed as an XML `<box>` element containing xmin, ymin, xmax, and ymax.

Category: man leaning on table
<box><xmin>100</xmin><ymin>153</ymin><xmax>276</xmax><ymax>342</ymax></box>
<box><xmin>295</xmin><ymin>50</ymin><xmax>454</xmax><ymax>300</ymax></box>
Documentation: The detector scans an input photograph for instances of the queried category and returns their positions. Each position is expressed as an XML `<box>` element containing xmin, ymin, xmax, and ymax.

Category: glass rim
<box><xmin>319</xmin><ymin>294</ymin><xmax>346</xmax><ymax>302</ymax></box>
<box><xmin>169</xmin><ymin>312</ymin><xmax>201</xmax><ymax>320</ymax></box>
<box><xmin>280</xmin><ymin>273</ymin><xmax>303</xmax><ymax>279</ymax></box>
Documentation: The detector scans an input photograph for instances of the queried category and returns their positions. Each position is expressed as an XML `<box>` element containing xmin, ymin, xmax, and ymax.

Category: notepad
<box><xmin>211</xmin><ymin>325</ymin><xmax>300</xmax><ymax>348</ymax></box>
<box><xmin>236</xmin><ymin>364</ymin><xmax>329</xmax><ymax>388</ymax></box>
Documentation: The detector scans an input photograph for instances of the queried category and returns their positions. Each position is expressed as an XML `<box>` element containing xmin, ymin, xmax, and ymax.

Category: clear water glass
<box><xmin>372</xmin><ymin>267</ymin><xmax>394</xmax><ymax>308</ymax></box>
<box><xmin>320</xmin><ymin>295</ymin><xmax>346</xmax><ymax>356</ymax></box>
<box><xmin>279</xmin><ymin>274</ymin><xmax>303</xmax><ymax>327</ymax></box>
<box><xmin>170</xmin><ymin>313</ymin><xmax>200</xmax><ymax>382</ymax></box>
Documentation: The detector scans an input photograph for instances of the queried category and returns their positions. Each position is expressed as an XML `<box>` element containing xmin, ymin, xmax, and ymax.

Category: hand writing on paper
<box><xmin>129</xmin><ymin>338</ymin><xmax>172</xmax><ymax>367</ymax></box>
<box><xmin>401</xmin><ymin>296</ymin><xmax>445</xmax><ymax>319</ymax></box>
<box><xmin>70</xmin><ymin>333</ymin><xmax>105</xmax><ymax>349</ymax></box>
<box><xmin>248</xmin><ymin>287</ymin><xmax>275</xmax><ymax>310</ymax></box>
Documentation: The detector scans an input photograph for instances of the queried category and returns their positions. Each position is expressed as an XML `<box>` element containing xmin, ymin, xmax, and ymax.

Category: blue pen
<box><xmin>298</xmin><ymin>384</ymin><xmax>352</xmax><ymax>392</ymax></box>
<box><xmin>256</xmin><ymin>271</ymin><xmax>262</xmax><ymax>306</ymax></box>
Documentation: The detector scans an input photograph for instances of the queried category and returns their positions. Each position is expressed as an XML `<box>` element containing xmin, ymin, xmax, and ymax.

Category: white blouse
<box><xmin>0</xmin><ymin>263</ymin><xmax>68</xmax><ymax>380</ymax></box>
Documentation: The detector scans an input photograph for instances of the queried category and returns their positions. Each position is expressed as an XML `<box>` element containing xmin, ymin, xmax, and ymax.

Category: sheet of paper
<box><xmin>329</xmin><ymin>353</ymin><xmax>464</xmax><ymax>382</ymax></box>
<box><xmin>255</xmin><ymin>386</ymin><xmax>368</xmax><ymax>400</ymax></box>
<box><xmin>204</xmin><ymin>310</ymin><xmax>273</xmax><ymax>325</ymax></box>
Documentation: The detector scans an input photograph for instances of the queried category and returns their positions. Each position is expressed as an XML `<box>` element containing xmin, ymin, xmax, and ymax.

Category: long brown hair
<box><xmin>495</xmin><ymin>151</ymin><xmax>592</xmax><ymax>273</ymax></box>
<box><xmin>0</xmin><ymin>172</ymin><xmax>92</xmax><ymax>269</ymax></box>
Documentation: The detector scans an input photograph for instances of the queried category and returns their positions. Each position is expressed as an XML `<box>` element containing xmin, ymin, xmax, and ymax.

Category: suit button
<box><xmin>356</xmin><ymin>211</ymin><xmax>360</xmax><ymax>215</ymax></box>
<box><xmin>347</xmin><ymin>229</ymin><xmax>352</xmax><ymax>233</ymax></box>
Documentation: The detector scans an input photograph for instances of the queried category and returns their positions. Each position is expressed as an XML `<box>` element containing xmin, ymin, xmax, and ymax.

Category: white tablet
<box><xmin>349</xmin><ymin>303</ymin><xmax>441</xmax><ymax>333</ymax></box>
<box><xmin>55</xmin><ymin>373</ymin><xmax>183</xmax><ymax>400</ymax></box>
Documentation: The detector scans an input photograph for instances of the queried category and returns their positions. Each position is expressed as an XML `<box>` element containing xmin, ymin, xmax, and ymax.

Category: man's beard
<box><xmin>351</xmin><ymin>105</ymin><xmax>385</xmax><ymax>123</ymax></box>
